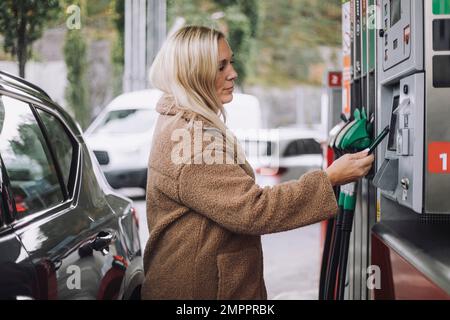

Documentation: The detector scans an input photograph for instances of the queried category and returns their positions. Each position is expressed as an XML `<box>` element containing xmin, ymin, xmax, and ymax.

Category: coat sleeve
<box><xmin>178</xmin><ymin>163</ymin><xmax>338</xmax><ymax>235</ymax></box>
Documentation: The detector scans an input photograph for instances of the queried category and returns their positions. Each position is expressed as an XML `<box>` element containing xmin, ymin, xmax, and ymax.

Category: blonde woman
<box><xmin>142</xmin><ymin>25</ymin><xmax>374</xmax><ymax>300</ymax></box>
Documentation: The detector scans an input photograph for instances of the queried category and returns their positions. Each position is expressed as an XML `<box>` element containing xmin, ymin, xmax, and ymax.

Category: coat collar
<box><xmin>156</xmin><ymin>94</ymin><xmax>181</xmax><ymax>116</ymax></box>
<box><xmin>155</xmin><ymin>94</ymin><xmax>212</xmax><ymax>125</ymax></box>
<box><xmin>155</xmin><ymin>95</ymin><xmax>255</xmax><ymax>178</ymax></box>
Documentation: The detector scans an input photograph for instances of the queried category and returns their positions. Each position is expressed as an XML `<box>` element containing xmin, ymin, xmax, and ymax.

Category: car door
<box><xmin>0</xmin><ymin>153</ymin><xmax>38</xmax><ymax>300</ymax></box>
<box><xmin>0</xmin><ymin>94</ymin><xmax>127</xmax><ymax>299</ymax></box>
<box><xmin>34</xmin><ymin>104</ymin><xmax>135</xmax><ymax>300</ymax></box>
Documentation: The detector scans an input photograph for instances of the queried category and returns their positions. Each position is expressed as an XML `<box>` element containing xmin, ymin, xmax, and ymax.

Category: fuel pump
<box><xmin>375</xmin><ymin>0</ymin><xmax>450</xmax><ymax>215</ymax></box>
<box><xmin>368</xmin><ymin>0</ymin><xmax>450</xmax><ymax>299</ymax></box>
<box><xmin>322</xmin><ymin>0</ymin><xmax>450</xmax><ymax>300</ymax></box>
<box><xmin>335</xmin><ymin>0</ymin><xmax>450</xmax><ymax>299</ymax></box>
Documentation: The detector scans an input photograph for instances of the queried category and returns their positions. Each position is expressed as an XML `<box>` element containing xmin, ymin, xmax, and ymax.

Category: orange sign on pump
<box><xmin>428</xmin><ymin>142</ymin><xmax>450</xmax><ymax>173</ymax></box>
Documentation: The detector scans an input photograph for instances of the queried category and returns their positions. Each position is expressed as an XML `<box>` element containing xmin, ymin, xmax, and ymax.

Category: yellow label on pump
<box><xmin>376</xmin><ymin>199</ymin><xmax>381</xmax><ymax>222</ymax></box>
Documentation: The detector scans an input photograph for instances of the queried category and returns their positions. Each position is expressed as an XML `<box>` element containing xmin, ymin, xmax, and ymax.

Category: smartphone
<box><xmin>368</xmin><ymin>125</ymin><xmax>390</xmax><ymax>154</ymax></box>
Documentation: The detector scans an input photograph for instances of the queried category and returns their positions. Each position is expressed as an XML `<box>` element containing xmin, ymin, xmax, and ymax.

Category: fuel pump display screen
<box><xmin>433</xmin><ymin>19</ymin><xmax>450</xmax><ymax>51</ymax></box>
<box><xmin>433</xmin><ymin>55</ymin><xmax>450</xmax><ymax>88</ymax></box>
<box><xmin>390</xmin><ymin>0</ymin><xmax>401</xmax><ymax>27</ymax></box>
<box><xmin>388</xmin><ymin>96</ymin><xmax>400</xmax><ymax>151</ymax></box>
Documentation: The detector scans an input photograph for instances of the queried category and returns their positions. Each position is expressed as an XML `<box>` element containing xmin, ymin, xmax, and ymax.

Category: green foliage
<box><xmin>167</xmin><ymin>0</ymin><xmax>259</xmax><ymax>85</ymax></box>
<box><xmin>212</xmin><ymin>0</ymin><xmax>258</xmax><ymax>36</ymax></box>
<box><xmin>86</xmin><ymin>0</ymin><xmax>112</xmax><ymax>16</ymax></box>
<box><xmin>111</xmin><ymin>0</ymin><xmax>125</xmax><ymax>96</ymax></box>
<box><xmin>113</xmin><ymin>0</ymin><xmax>125</xmax><ymax>42</ymax></box>
<box><xmin>58</xmin><ymin>0</ymin><xmax>115</xmax><ymax>36</ymax></box>
<box><xmin>64</xmin><ymin>28</ymin><xmax>89</xmax><ymax>129</ymax></box>
<box><xmin>0</xmin><ymin>0</ymin><xmax>61</xmax><ymax>77</ymax></box>
<box><xmin>223</xmin><ymin>5</ymin><xmax>252</xmax><ymax>84</ymax></box>
<box><xmin>168</xmin><ymin>0</ymin><xmax>214</xmax><ymax>27</ymax></box>
<box><xmin>253</xmin><ymin>0</ymin><xmax>341</xmax><ymax>86</ymax></box>
<box><xmin>167</xmin><ymin>0</ymin><xmax>341</xmax><ymax>87</ymax></box>
<box><xmin>235</xmin><ymin>0</ymin><xmax>258</xmax><ymax>37</ymax></box>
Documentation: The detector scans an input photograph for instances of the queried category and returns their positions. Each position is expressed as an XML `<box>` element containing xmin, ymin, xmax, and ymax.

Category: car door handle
<box><xmin>92</xmin><ymin>231</ymin><xmax>114</xmax><ymax>254</ymax></box>
<box><xmin>54</xmin><ymin>259</ymin><xmax>62</xmax><ymax>271</ymax></box>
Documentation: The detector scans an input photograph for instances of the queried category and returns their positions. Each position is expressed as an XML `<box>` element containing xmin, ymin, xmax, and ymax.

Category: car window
<box><xmin>92</xmin><ymin>109</ymin><xmax>158</xmax><ymax>134</ymax></box>
<box><xmin>0</xmin><ymin>96</ymin><xmax>64</xmax><ymax>218</ymax></box>
<box><xmin>36</xmin><ymin>109</ymin><xmax>75</xmax><ymax>191</ymax></box>
<box><xmin>242</xmin><ymin>140</ymin><xmax>273</xmax><ymax>157</ymax></box>
<box><xmin>283</xmin><ymin>138</ymin><xmax>322</xmax><ymax>157</ymax></box>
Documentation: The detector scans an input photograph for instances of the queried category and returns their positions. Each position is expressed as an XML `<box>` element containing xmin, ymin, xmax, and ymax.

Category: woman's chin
<box><xmin>221</xmin><ymin>93</ymin><xmax>234</xmax><ymax>104</ymax></box>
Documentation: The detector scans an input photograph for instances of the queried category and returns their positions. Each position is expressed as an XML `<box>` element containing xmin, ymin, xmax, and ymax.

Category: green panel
<box><xmin>344</xmin><ymin>194</ymin><xmax>357</xmax><ymax>211</ymax></box>
<box><xmin>433</xmin><ymin>0</ymin><xmax>450</xmax><ymax>14</ymax></box>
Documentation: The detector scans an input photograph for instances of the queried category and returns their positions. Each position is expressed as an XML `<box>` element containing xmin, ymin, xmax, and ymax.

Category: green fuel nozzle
<box><xmin>337</xmin><ymin>108</ymin><xmax>372</xmax><ymax>152</ymax></box>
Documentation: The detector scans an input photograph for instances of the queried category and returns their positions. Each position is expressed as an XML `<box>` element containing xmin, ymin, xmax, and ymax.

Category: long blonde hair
<box><xmin>149</xmin><ymin>26</ymin><xmax>243</xmax><ymax>161</ymax></box>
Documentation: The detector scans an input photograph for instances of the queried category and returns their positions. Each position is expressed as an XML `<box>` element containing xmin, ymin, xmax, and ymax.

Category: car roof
<box><xmin>235</xmin><ymin>127</ymin><xmax>326</xmax><ymax>143</ymax></box>
<box><xmin>0</xmin><ymin>70</ymin><xmax>52</xmax><ymax>103</ymax></box>
<box><xmin>275</xmin><ymin>127</ymin><xmax>326</xmax><ymax>141</ymax></box>
<box><xmin>105</xmin><ymin>89</ymin><xmax>164</xmax><ymax>111</ymax></box>
<box><xmin>0</xmin><ymin>70</ymin><xmax>83</xmax><ymax>137</ymax></box>
<box><xmin>224</xmin><ymin>93</ymin><xmax>262</xmax><ymax>131</ymax></box>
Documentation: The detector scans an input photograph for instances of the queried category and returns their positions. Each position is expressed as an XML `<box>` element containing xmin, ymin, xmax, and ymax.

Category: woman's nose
<box><xmin>228</xmin><ymin>67</ymin><xmax>238</xmax><ymax>81</ymax></box>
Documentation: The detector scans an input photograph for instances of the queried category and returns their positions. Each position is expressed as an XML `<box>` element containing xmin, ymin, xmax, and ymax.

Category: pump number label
<box><xmin>428</xmin><ymin>142</ymin><xmax>450</xmax><ymax>173</ymax></box>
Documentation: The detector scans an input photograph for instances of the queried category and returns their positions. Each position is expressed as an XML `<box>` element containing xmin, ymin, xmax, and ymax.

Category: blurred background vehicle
<box><xmin>240</xmin><ymin>128</ymin><xmax>325</xmax><ymax>187</ymax></box>
<box><xmin>84</xmin><ymin>89</ymin><xmax>163</xmax><ymax>190</ymax></box>
<box><xmin>226</xmin><ymin>93</ymin><xmax>325</xmax><ymax>187</ymax></box>
<box><xmin>225</xmin><ymin>93</ymin><xmax>263</xmax><ymax>131</ymax></box>
<box><xmin>0</xmin><ymin>71</ymin><xmax>143</xmax><ymax>300</ymax></box>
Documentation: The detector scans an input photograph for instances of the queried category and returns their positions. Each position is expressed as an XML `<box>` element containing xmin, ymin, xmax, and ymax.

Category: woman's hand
<box><xmin>325</xmin><ymin>149</ymin><xmax>375</xmax><ymax>186</ymax></box>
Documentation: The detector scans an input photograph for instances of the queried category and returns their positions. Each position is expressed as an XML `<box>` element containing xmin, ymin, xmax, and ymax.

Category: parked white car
<box><xmin>223</xmin><ymin>94</ymin><xmax>325</xmax><ymax>187</ymax></box>
<box><xmin>84</xmin><ymin>89</ymin><xmax>163</xmax><ymax>190</ymax></box>
<box><xmin>239</xmin><ymin>127</ymin><xmax>326</xmax><ymax>187</ymax></box>
<box><xmin>224</xmin><ymin>93</ymin><xmax>262</xmax><ymax>131</ymax></box>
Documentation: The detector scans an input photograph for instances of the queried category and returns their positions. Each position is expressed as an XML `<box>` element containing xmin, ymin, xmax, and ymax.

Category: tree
<box><xmin>222</xmin><ymin>4</ymin><xmax>252</xmax><ymax>84</ymax></box>
<box><xmin>167</xmin><ymin>0</ymin><xmax>259</xmax><ymax>85</ymax></box>
<box><xmin>111</xmin><ymin>0</ymin><xmax>125</xmax><ymax>96</ymax></box>
<box><xmin>212</xmin><ymin>0</ymin><xmax>259</xmax><ymax>85</ymax></box>
<box><xmin>64</xmin><ymin>26</ymin><xmax>89</xmax><ymax>129</ymax></box>
<box><xmin>0</xmin><ymin>0</ymin><xmax>61</xmax><ymax>78</ymax></box>
<box><xmin>254</xmin><ymin>0</ymin><xmax>341</xmax><ymax>85</ymax></box>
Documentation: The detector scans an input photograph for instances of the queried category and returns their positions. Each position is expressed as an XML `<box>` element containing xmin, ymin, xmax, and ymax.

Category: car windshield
<box><xmin>93</xmin><ymin>109</ymin><xmax>158</xmax><ymax>134</ymax></box>
<box><xmin>242</xmin><ymin>140</ymin><xmax>273</xmax><ymax>157</ymax></box>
